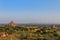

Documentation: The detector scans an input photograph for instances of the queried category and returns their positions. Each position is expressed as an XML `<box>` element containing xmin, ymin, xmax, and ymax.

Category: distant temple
<box><xmin>52</xmin><ymin>25</ymin><xmax>57</xmax><ymax>29</ymax></box>
<box><xmin>8</xmin><ymin>21</ymin><xmax>16</xmax><ymax>27</ymax></box>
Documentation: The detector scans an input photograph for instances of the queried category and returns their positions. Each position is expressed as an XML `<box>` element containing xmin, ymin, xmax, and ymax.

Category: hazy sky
<box><xmin>0</xmin><ymin>0</ymin><xmax>60</xmax><ymax>24</ymax></box>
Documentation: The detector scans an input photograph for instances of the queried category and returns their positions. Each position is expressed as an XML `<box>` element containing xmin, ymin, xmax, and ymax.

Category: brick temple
<box><xmin>8</xmin><ymin>21</ymin><xmax>16</xmax><ymax>27</ymax></box>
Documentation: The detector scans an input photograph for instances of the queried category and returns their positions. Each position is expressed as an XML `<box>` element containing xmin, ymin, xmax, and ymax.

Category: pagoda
<box><xmin>8</xmin><ymin>21</ymin><xmax>16</xmax><ymax>27</ymax></box>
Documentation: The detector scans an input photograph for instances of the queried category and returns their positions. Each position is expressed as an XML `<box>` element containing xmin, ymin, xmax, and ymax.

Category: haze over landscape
<box><xmin>0</xmin><ymin>0</ymin><xmax>60</xmax><ymax>24</ymax></box>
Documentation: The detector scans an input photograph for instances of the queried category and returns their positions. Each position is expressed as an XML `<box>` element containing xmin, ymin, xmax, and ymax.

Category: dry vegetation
<box><xmin>0</xmin><ymin>25</ymin><xmax>60</xmax><ymax>40</ymax></box>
